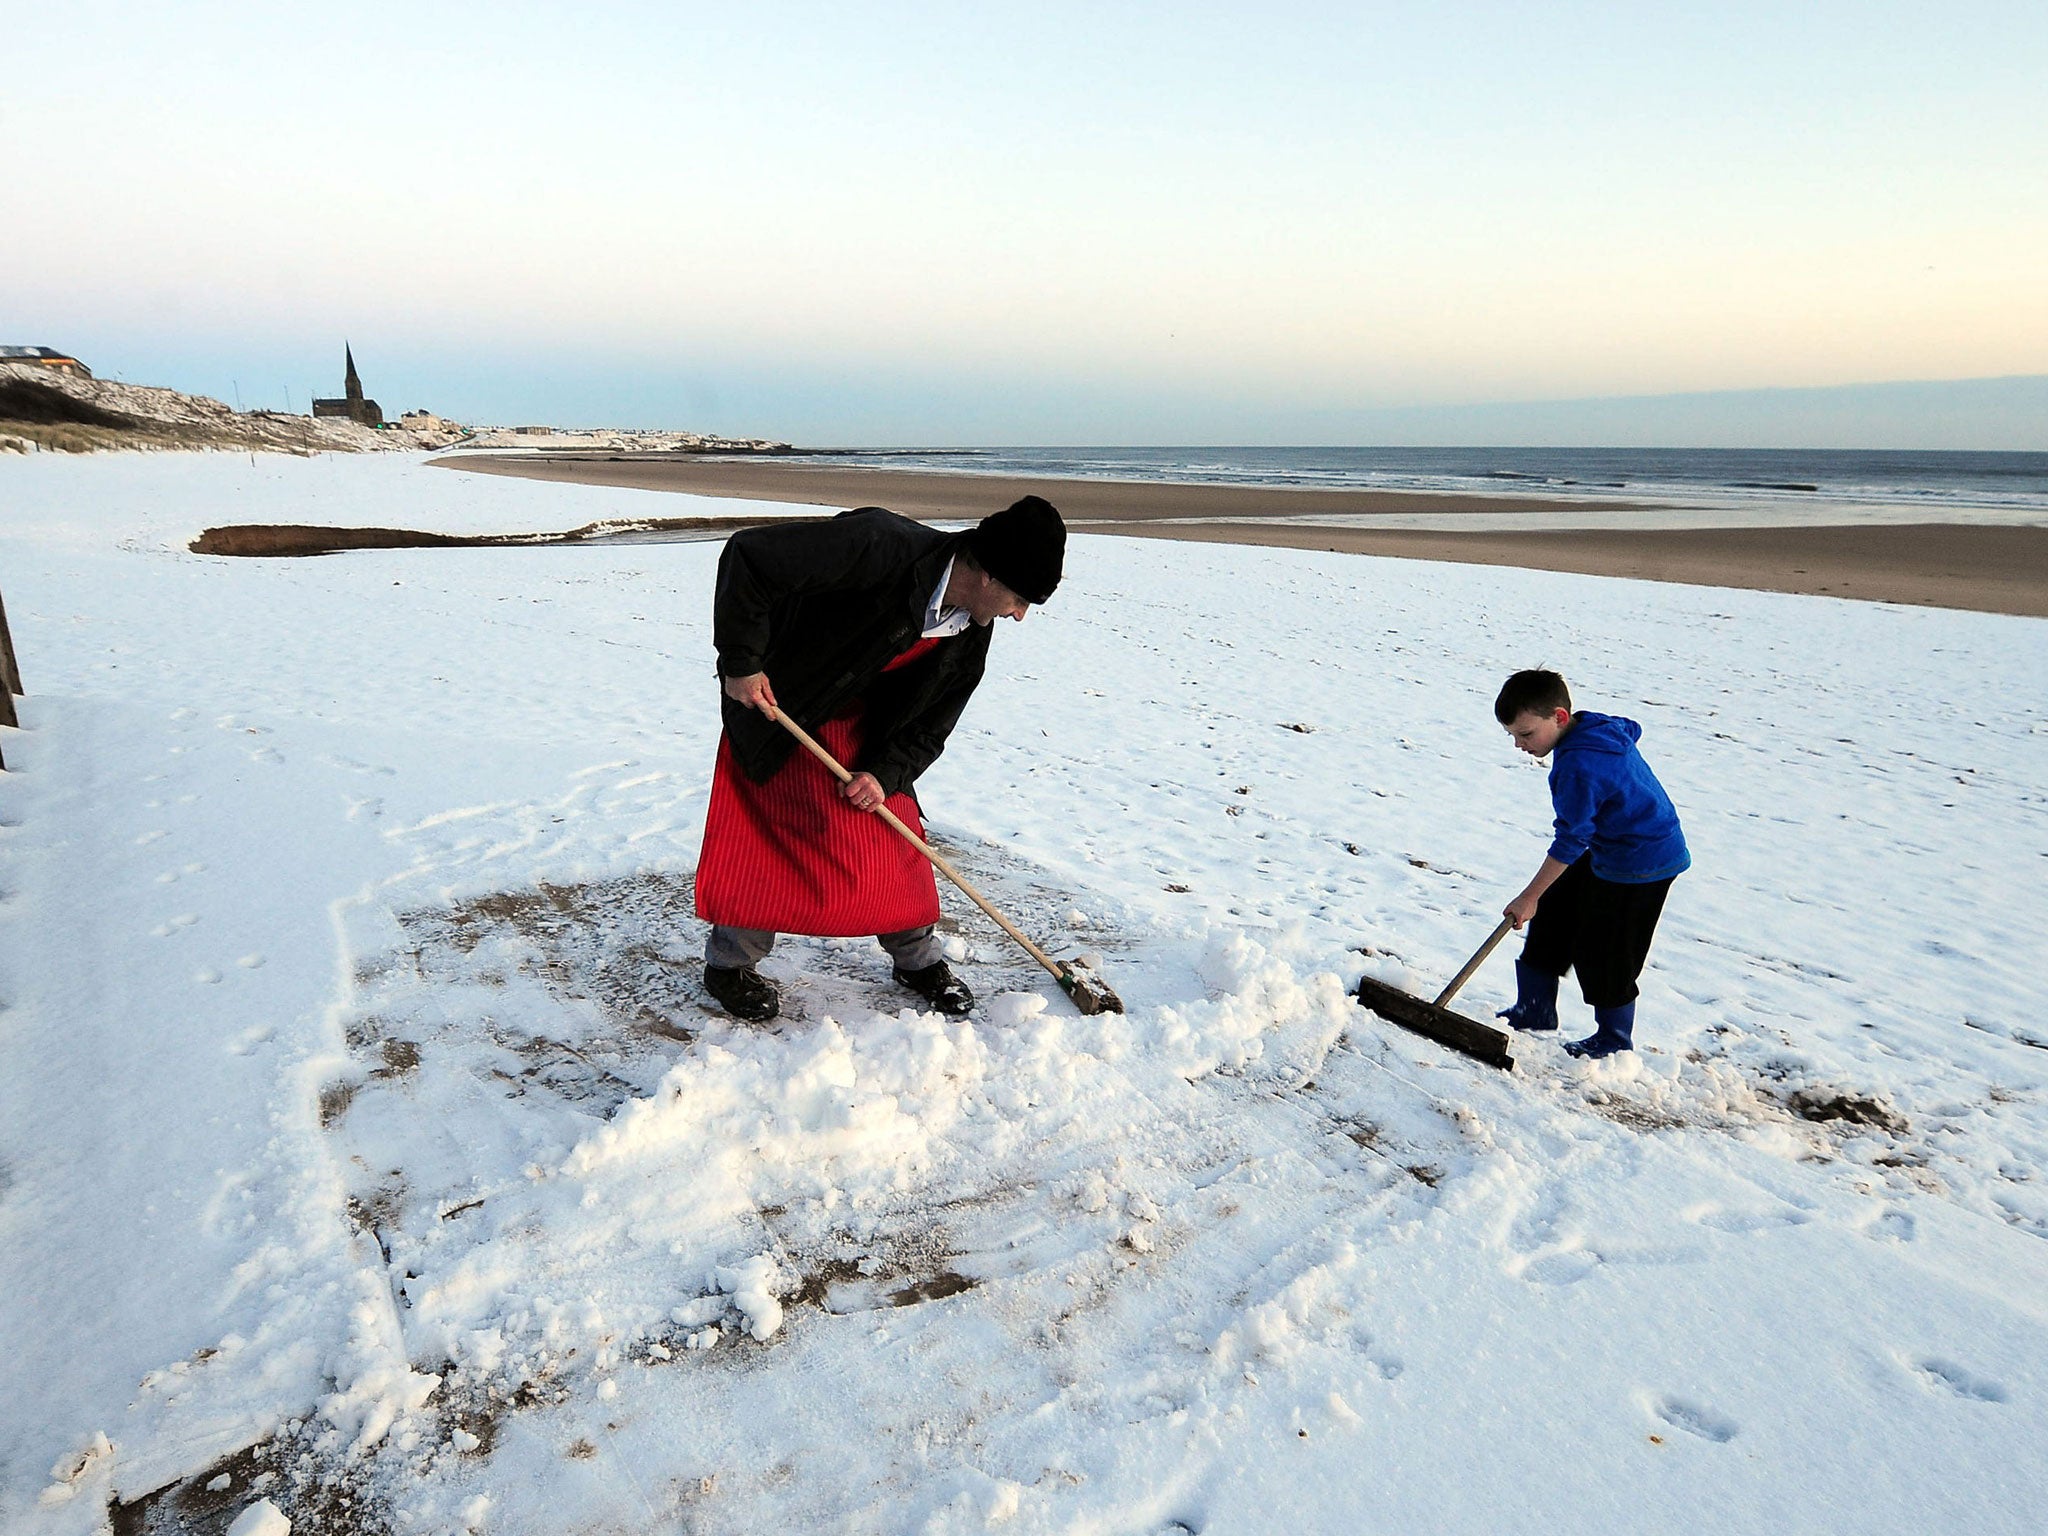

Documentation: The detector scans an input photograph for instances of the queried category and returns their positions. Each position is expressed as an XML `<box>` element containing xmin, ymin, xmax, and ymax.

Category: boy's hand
<box><xmin>1505</xmin><ymin>856</ymin><xmax>1569</xmax><ymax>930</ymax></box>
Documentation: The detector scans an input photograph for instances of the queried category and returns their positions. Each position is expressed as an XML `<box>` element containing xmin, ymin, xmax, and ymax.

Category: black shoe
<box><xmin>893</xmin><ymin>960</ymin><xmax>974</xmax><ymax>1018</ymax></box>
<box><xmin>704</xmin><ymin>964</ymin><xmax>780</xmax><ymax>1023</ymax></box>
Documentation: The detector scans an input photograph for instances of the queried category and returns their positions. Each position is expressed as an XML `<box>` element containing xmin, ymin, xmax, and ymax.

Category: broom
<box><xmin>1354</xmin><ymin>918</ymin><xmax>1516</xmax><ymax>1069</ymax></box>
<box><xmin>768</xmin><ymin>708</ymin><xmax>1124</xmax><ymax>1015</ymax></box>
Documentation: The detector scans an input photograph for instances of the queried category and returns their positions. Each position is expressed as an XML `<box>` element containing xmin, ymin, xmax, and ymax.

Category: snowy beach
<box><xmin>3</xmin><ymin>451</ymin><xmax>2046</xmax><ymax>1534</ymax></box>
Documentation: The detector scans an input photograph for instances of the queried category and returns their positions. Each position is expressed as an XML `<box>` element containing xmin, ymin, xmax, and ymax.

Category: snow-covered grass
<box><xmin>2</xmin><ymin>451</ymin><xmax>2044</xmax><ymax>1535</ymax></box>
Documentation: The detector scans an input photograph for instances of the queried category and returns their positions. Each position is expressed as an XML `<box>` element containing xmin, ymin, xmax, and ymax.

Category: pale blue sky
<box><xmin>7</xmin><ymin>2</ymin><xmax>2045</xmax><ymax>444</ymax></box>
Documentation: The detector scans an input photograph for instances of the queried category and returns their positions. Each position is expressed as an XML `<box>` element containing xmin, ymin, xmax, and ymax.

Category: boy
<box><xmin>1494</xmin><ymin>670</ymin><xmax>1689</xmax><ymax>1059</ymax></box>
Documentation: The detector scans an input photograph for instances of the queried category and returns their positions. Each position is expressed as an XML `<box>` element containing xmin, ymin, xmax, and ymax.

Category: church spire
<box><xmin>344</xmin><ymin>343</ymin><xmax>362</xmax><ymax>402</ymax></box>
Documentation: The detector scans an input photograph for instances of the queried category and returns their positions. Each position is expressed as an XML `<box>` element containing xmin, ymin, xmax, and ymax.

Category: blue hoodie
<box><xmin>1546</xmin><ymin>712</ymin><xmax>1691</xmax><ymax>883</ymax></box>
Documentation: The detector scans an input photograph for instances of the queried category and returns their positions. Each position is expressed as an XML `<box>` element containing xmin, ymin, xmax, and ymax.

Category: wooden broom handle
<box><xmin>767</xmin><ymin>707</ymin><xmax>1074</xmax><ymax>983</ymax></box>
<box><xmin>1433</xmin><ymin>917</ymin><xmax>1515</xmax><ymax>1008</ymax></box>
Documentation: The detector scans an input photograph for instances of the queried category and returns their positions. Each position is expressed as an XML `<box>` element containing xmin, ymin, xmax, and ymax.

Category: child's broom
<box><xmin>1354</xmin><ymin>918</ymin><xmax>1516</xmax><ymax>1069</ymax></box>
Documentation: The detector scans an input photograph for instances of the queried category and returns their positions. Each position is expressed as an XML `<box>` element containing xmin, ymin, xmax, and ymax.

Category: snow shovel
<box><xmin>1354</xmin><ymin>918</ymin><xmax>1516</xmax><ymax>1069</ymax></box>
<box><xmin>768</xmin><ymin>708</ymin><xmax>1125</xmax><ymax>1016</ymax></box>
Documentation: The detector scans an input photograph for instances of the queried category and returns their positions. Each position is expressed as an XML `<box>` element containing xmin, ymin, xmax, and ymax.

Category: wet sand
<box><xmin>1113</xmin><ymin>520</ymin><xmax>2048</xmax><ymax>617</ymax></box>
<box><xmin>434</xmin><ymin>454</ymin><xmax>2048</xmax><ymax>617</ymax></box>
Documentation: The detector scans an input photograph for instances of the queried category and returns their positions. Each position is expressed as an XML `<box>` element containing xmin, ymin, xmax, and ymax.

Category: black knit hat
<box><xmin>967</xmin><ymin>495</ymin><xmax>1065</xmax><ymax>605</ymax></box>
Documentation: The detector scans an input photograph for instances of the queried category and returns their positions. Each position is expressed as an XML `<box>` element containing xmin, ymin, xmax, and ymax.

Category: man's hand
<box><xmin>842</xmin><ymin>772</ymin><xmax>887</xmax><ymax>814</ymax></box>
<box><xmin>1503</xmin><ymin>890</ymin><xmax>1542</xmax><ymax>930</ymax></box>
<box><xmin>723</xmin><ymin>671</ymin><xmax>778</xmax><ymax>713</ymax></box>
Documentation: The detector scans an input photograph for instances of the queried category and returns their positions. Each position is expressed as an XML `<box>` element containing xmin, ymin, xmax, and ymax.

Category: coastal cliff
<box><xmin>0</xmin><ymin>364</ymin><xmax>465</xmax><ymax>454</ymax></box>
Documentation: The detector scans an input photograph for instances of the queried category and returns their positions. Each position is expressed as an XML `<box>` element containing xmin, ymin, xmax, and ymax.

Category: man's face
<box><xmin>1506</xmin><ymin>707</ymin><xmax>1571</xmax><ymax>758</ymax></box>
<box><xmin>963</xmin><ymin>568</ymin><xmax>1031</xmax><ymax>626</ymax></box>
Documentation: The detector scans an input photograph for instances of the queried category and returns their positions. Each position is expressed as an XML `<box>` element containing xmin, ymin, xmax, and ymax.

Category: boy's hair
<box><xmin>1495</xmin><ymin>669</ymin><xmax>1572</xmax><ymax>724</ymax></box>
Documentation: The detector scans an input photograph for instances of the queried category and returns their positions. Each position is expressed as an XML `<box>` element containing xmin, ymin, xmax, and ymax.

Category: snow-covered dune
<box><xmin>2</xmin><ymin>452</ymin><xmax>2043</xmax><ymax>1534</ymax></box>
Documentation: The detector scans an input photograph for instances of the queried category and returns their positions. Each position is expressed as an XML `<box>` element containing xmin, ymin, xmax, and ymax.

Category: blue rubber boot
<box><xmin>1565</xmin><ymin>1002</ymin><xmax>1635</xmax><ymax>1059</ymax></box>
<box><xmin>1497</xmin><ymin>959</ymin><xmax>1559</xmax><ymax>1033</ymax></box>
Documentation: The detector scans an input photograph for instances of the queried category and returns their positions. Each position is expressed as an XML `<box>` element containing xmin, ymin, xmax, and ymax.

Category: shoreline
<box><xmin>431</xmin><ymin>454</ymin><xmax>2048</xmax><ymax>617</ymax></box>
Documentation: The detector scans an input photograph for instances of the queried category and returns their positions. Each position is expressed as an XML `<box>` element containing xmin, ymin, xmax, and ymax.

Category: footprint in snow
<box><xmin>1514</xmin><ymin>1244</ymin><xmax>1602</xmax><ymax>1286</ymax></box>
<box><xmin>152</xmin><ymin>913</ymin><xmax>200</xmax><ymax>937</ymax></box>
<box><xmin>1653</xmin><ymin>1395</ymin><xmax>1739</xmax><ymax>1443</ymax></box>
<box><xmin>1863</xmin><ymin>1208</ymin><xmax>1916</xmax><ymax>1243</ymax></box>
<box><xmin>320</xmin><ymin>753</ymin><xmax>398</xmax><ymax>778</ymax></box>
<box><xmin>1912</xmin><ymin>1358</ymin><xmax>2008</xmax><ymax>1403</ymax></box>
<box><xmin>1689</xmin><ymin>1203</ymin><xmax>1814</xmax><ymax>1236</ymax></box>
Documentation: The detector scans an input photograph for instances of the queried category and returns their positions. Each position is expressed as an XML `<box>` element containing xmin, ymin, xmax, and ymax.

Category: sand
<box><xmin>432</xmin><ymin>455</ymin><xmax>2048</xmax><ymax>617</ymax></box>
<box><xmin>434</xmin><ymin>453</ymin><xmax>1674</xmax><ymax>522</ymax></box>
<box><xmin>1106</xmin><ymin>520</ymin><xmax>2048</xmax><ymax>617</ymax></box>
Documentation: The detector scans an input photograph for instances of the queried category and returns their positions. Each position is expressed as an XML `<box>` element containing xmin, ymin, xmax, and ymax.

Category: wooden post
<box><xmin>0</xmin><ymin>587</ymin><xmax>19</xmax><ymax>758</ymax></box>
<box><xmin>0</xmin><ymin>588</ymin><xmax>21</xmax><ymax>696</ymax></box>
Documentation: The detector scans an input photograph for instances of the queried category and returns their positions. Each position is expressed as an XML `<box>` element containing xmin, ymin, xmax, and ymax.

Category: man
<box><xmin>694</xmin><ymin>495</ymin><xmax>1066</xmax><ymax>1023</ymax></box>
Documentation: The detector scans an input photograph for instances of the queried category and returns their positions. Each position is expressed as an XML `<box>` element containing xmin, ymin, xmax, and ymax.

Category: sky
<box><xmin>5</xmin><ymin>1</ymin><xmax>2046</xmax><ymax>445</ymax></box>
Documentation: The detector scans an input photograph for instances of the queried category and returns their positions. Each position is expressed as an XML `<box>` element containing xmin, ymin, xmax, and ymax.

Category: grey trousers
<box><xmin>706</xmin><ymin>923</ymin><xmax>944</xmax><ymax>972</ymax></box>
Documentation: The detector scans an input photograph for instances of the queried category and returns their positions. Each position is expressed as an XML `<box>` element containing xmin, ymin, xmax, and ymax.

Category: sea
<box><xmin>785</xmin><ymin>446</ymin><xmax>2048</xmax><ymax>531</ymax></box>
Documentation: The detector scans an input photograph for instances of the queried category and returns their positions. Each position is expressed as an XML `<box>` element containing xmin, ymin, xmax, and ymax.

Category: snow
<box><xmin>2</xmin><ymin>450</ymin><xmax>2045</xmax><ymax>1533</ymax></box>
<box><xmin>223</xmin><ymin>1500</ymin><xmax>289</xmax><ymax>1536</ymax></box>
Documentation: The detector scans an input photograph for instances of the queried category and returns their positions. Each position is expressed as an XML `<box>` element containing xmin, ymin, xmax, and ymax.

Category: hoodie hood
<box><xmin>1555</xmin><ymin>711</ymin><xmax>1642</xmax><ymax>757</ymax></box>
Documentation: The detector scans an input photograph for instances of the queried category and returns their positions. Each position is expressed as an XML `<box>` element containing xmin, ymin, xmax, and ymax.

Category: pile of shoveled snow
<box><xmin>0</xmin><ymin>362</ymin><xmax>460</xmax><ymax>455</ymax></box>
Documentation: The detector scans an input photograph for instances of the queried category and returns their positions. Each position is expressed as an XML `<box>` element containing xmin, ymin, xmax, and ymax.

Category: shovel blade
<box><xmin>1060</xmin><ymin>968</ymin><xmax>1124</xmax><ymax>1016</ymax></box>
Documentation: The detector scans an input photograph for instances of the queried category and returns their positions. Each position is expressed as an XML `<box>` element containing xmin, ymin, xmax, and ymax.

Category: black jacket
<box><xmin>713</xmin><ymin>507</ymin><xmax>993</xmax><ymax>797</ymax></box>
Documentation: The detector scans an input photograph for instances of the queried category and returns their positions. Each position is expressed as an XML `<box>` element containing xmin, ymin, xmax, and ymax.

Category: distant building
<box><xmin>0</xmin><ymin>346</ymin><xmax>92</xmax><ymax>378</ymax></box>
<box><xmin>311</xmin><ymin>344</ymin><xmax>383</xmax><ymax>426</ymax></box>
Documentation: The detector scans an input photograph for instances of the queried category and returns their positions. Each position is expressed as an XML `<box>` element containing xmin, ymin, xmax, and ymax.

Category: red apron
<box><xmin>694</xmin><ymin>637</ymin><xmax>946</xmax><ymax>936</ymax></box>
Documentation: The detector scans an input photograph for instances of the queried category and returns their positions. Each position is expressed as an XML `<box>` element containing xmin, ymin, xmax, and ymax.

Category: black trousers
<box><xmin>1521</xmin><ymin>856</ymin><xmax>1674</xmax><ymax>1008</ymax></box>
